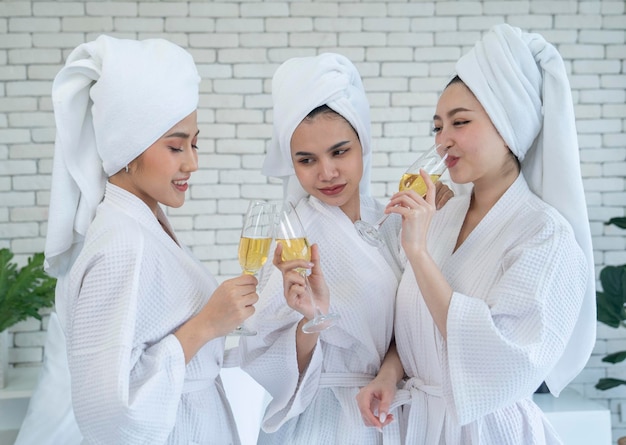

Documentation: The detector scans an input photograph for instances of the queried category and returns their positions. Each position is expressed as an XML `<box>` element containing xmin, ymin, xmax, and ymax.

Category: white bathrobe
<box><xmin>64</xmin><ymin>183</ymin><xmax>239</xmax><ymax>445</ymax></box>
<box><xmin>394</xmin><ymin>175</ymin><xmax>587</xmax><ymax>444</ymax></box>
<box><xmin>240</xmin><ymin>195</ymin><xmax>403</xmax><ymax>445</ymax></box>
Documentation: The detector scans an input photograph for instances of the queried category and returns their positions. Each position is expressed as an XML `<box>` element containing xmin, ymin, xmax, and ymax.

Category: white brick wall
<box><xmin>1</xmin><ymin>0</ymin><xmax>624</xmax><ymax>441</ymax></box>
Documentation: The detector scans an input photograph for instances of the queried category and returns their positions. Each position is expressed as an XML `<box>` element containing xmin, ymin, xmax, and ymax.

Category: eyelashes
<box><xmin>169</xmin><ymin>144</ymin><xmax>199</xmax><ymax>152</ymax></box>
<box><xmin>430</xmin><ymin>120</ymin><xmax>470</xmax><ymax>134</ymax></box>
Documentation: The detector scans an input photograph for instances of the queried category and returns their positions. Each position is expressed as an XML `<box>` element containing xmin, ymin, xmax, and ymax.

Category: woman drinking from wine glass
<box><xmin>239</xmin><ymin>53</ymin><xmax>452</xmax><ymax>444</ymax></box>
<box><xmin>357</xmin><ymin>24</ymin><xmax>596</xmax><ymax>444</ymax></box>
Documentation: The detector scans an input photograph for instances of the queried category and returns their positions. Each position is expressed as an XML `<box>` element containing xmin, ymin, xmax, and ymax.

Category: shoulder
<box><xmin>88</xmin><ymin>203</ymin><xmax>145</xmax><ymax>247</ymax></box>
<box><xmin>520</xmin><ymin>192</ymin><xmax>576</xmax><ymax>241</ymax></box>
<box><xmin>76</xmin><ymin>203</ymin><xmax>148</xmax><ymax>272</ymax></box>
<box><xmin>504</xmin><ymin>175</ymin><xmax>574</xmax><ymax>238</ymax></box>
<box><xmin>504</xmin><ymin>191</ymin><xmax>586</xmax><ymax>277</ymax></box>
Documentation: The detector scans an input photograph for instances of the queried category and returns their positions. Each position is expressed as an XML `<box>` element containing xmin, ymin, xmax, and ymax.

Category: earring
<box><xmin>125</xmin><ymin>165</ymin><xmax>129</xmax><ymax>173</ymax></box>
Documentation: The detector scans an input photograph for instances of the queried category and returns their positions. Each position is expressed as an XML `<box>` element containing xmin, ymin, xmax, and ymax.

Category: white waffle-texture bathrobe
<box><xmin>239</xmin><ymin>52</ymin><xmax>405</xmax><ymax>444</ymax></box>
<box><xmin>15</xmin><ymin>35</ymin><xmax>241</xmax><ymax>445</ymax></box>
<box><xmin>241</xmin><ymin>195</ymin><xmax>402</xmax><ymax>445</ymax></box>
<box><xmin>65</xmin><ymin>183</ymin><xmax>239</xmax><ymax>444</ymax></box>
<box><xmin>392</xmin><ymin>23</ymin><xmax>594</xmax><ymax>445</ymax></box>
<box><xmin>394</xmin><ymin>175</ymin><xmax>587</xmax><ymax>444</ymax></box>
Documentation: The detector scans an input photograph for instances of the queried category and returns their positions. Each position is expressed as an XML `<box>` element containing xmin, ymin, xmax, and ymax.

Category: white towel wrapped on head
<box><xmin>45</xmin><ymin>35</ymin><xmax>200</xmax><ymax>277</ymax></box>
<box><xmin>262</xmin><ymin>53</ymin><xmax>372</xmax><ymax>202</ymax></box>
<box><xmin>455</xmin><ymin>23</ymin><xmax>595</xmax><ymax>396</ymax></box>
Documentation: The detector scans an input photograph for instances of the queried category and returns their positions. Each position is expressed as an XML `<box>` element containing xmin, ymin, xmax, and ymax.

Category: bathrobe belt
<box><xmin>182</xmin><ymin>376</ymin><xmax>216</xmax><ymax>394</ymax></box>
<box><xmin>318</xmin><ymin>372</ymin><xmax>404</xmax><ymax>445</ymax></box>
<box><xmin>390</xmin><ymin>376</ymin><xmax>451</xmax><ymax>444</ymax></box>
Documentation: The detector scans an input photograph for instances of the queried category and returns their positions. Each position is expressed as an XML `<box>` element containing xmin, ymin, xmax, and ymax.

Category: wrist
<box><xmin>175</xmin><ymin>313</ymin><xmax>215</xmax><ymax>360</ymax></box>
<box><xmin>406</xmin><ymin>247</ymin><xmax>431</xmax><ymax>265</ymax></box>
<box><xmin>377</xmin><ymin>365</ymin><xmax>403</xmax><ymax>385</ymax></box>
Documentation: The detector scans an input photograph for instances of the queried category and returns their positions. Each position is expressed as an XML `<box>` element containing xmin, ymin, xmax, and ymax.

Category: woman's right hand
<box><xmin>357</xmin><ymin>341</ymin><xmax>403</xmax><ymax>431</ymax></box>
<box><xmin>387</xmin><ymin>169</ymin><xmax>438</xmax><ymax>259</ymax></box>
<box><xmin>175</xmin><ymin>275</ymin><xmax>258</xmax><ymax>362</ymax></box>
<box><xmin>356</xmin><ymin>374</ymin><xmax>397</xmax><ymax>431</ymax></box>
<box><xmin>201</xmin><ymin>275</ymin><xmax>259</xmax><ymax>336</ymax></box>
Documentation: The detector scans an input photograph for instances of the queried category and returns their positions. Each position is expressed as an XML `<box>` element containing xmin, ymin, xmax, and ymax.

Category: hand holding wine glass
<box><xmin>389</xmin><ymin>167</ymin><xmax>443</xmax><ymax>258</ymax></box>
<box><xmin>355</xmin><ymin>143</ymin><xmax>448</xmax><ymax>247</ymax></box>
<box><xmin>231</xmin><ymin>200</ymin><xmax>275</xmax><ymax>336</ymax></box>
<box><xmin>275</xmin><ymin>203</ymin><xmax>340</xmax><ymax>333</ymax></box>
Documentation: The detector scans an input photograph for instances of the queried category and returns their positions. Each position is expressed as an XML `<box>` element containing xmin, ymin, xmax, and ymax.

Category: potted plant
<box><xmin>0</xmin><ymin>248</ymin><xmax>56</xmax><ymax>388</ymax></box>
<box><xmin>594</xmin><ymin>217</ymin><xmax>626</xmax><ymax>390</ymax></box>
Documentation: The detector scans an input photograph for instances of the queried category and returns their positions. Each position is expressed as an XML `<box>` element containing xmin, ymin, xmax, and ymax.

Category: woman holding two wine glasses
<box><xmin>237</xmin><ymin>53</ymin><xmax>405</xmax><ymax>445</ymax></box>
<box><xmin>237</xmin><ymin>53</ymin><xmax>454</xmax><ymax>445</ymax></box>
<box><xmin>236</xmin><ymin>200</ymin><xmax>338</xmax><ymax>337</ymax></box>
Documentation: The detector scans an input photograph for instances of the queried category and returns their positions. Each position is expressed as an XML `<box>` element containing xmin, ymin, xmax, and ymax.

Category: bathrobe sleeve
<box><xmin>240</xmin><ymin>195</ymin><xmax>399</xmax><ymax>434</ymax></box>
<box><xmin>444</xmin><ymin>209</ymin><xmax>588</xmax><ymax>425</ymax></box>
<box><xmin>66</xmin><ymin>223</ymin><xmax>187</xmax><ymax>444</ymax></box>
<box><xmin>239</xmin><ymin>265</ymin><xmax>326</xmax><ymax>432</ymax></box>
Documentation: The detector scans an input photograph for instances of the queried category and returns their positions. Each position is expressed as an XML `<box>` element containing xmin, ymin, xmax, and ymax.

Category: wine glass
<box><xmin>355</xmin><ymin>143</ymin><xmax>448</xmax><ymax>247</ymax></box>
<box><xmin>275</xmin><ymin>202</ymin><xmax>340</xmax><ymax>333</ymax></box>
<box><xmin>231</xmin><ymin>200</ymin><xmax>276</xmax><ymax>336</ymax></box>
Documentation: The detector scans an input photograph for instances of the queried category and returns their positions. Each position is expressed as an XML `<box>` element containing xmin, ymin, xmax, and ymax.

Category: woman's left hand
<box><xmin>434</xmin><ymin>180</ymin><xmax>454</xmax><ymax>209</ymax></box>
<box><xmin>272</xmin><ymin>243</ymin><xmax>330</xmax><ymax>320</ymax></box>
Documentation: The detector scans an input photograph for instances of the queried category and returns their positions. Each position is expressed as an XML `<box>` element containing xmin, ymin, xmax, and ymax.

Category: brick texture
<box><xmin>0</xmin><ymin>0</ymin><xmax>624</xmax><ymax>441</ymax></box>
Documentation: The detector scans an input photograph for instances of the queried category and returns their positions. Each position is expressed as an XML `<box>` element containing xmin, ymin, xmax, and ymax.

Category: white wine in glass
<box><xmin>355</xmin><ymin>143</ymin><xmax>448</xmax><ymax>247</ymax></box>
<box><xmin>239</xmin><ymin>237</ymin><xmax>273</xmax><ymax>276</ymax></box>
<box><xmin>276</xmin><ymin>203</ymin><xmax>340</xmax><ymax>334</ymax></box>
<box><xmin>231</xmin><ymin>200</ymin><xmax>275</xmax><ymax>336</ymax></box>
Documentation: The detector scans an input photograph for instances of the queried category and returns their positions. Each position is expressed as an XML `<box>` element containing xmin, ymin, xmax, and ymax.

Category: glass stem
<box><xmin>373</xmin><ymin>213</ymin><xmax>390</xmax><ymax>230</ymax></box>
<box><xmin>301</xmin><ymin>271</ymin><xmax>324</xmax><ymax>318</ymax></box>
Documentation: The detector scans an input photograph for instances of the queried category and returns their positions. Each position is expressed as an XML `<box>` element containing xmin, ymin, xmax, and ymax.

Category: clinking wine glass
<box><xmin>276</xmin><ymin>202</ymin><xmax>340</xmax><ymax>334</ymax></box>
<box><xmin>231</xmin><ymin>200</ymin><xmax>276</xmax><ymax>336</ymax></box>
<box><xmin>355</xmin><ymin>143</ymin><xmax>448</xmax><ymax>247</ymax></box>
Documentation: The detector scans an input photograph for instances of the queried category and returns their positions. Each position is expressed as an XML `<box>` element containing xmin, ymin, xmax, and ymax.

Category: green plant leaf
<box><xmin>597</xmin><ymin>265</ymin><xmax>626</xmax><ymax>330</ymax></box>
<box><xmin>597</xmin><ymin>291</ymin><xmax>623</xmax><ymax>328</ymax></box>
<box><xmin>0</xmin><ymin>249</ymin><xmax>18</xmax><ymax>306</ymax></box>
<box><xmin>606</xmin><ymin>217</ymin><xmax>626</xmax><ymax>230</ymax></box>
<box><xmin>603</xmin><ymin>350</ymin><xmax>626</xmax><ymax>364</ymax></box>
<box><xmin>0</xmin><ymin>249</ymin><xmax>56</xmax><ymax>332</ymax></box>
<box><xmin>599</xmin><ymin>265</ymin><xmax>626</xmax><ymax>300</ymax></box>
<box><xmin>596</xmin><ymin>218</ymin><xmax>626</xmax><ymax>390</ymax></box>
<box><xmin>595</xmin><ymin>378</ymin><xmax>626</xmax><ymax>391</ymax></box>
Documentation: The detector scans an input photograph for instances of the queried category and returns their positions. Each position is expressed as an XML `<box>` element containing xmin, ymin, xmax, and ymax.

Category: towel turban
<box><xmin>455</xmin><ymin>23</ymin><xmax>595</xmax><ymax>396</ymax></box>
<box><xmin>45</xmin><ymin>35</ymin><xmax>200</xmax><ymax>277</ymax></box>
<box><xmin>262</xmin><ymin>53</ymin><xmax>372</xmax><ymax>202</ymax></box>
